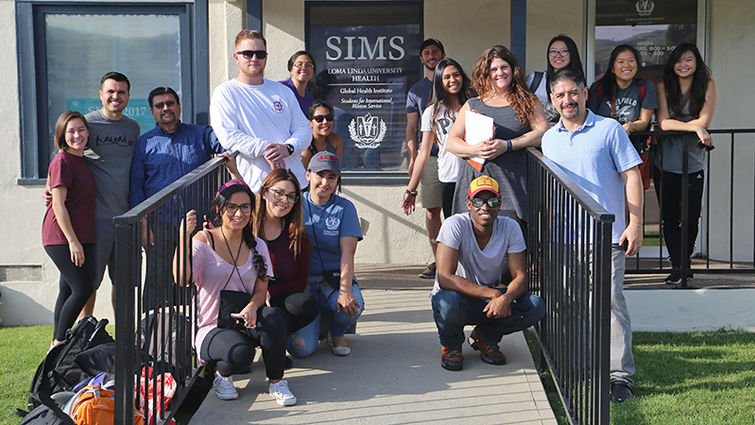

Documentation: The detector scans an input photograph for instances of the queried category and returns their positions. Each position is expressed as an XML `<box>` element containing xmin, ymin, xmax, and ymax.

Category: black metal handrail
<box><xmin>626</xmin><ymin>128</ymin><xmax>755</xmax><ymax>287</ymax></box>
<box><xmin>113</xmin><ymin>153</ymin><xmax>236</xmax><ymax>424</ymax></box>
<box><xmin>527</xmin><ymin>147</ymin><xmax>614</xmax><ymax>425</ymax></box>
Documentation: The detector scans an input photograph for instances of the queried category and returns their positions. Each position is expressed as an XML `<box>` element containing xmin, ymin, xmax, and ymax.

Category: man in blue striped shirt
<box><xmin>130</xmin><ymin>87</ymin><xmax>236</xmax><ymax>309</ymax></box>
<box><xmin>129</xmin><ymin>87</ymin><xmax>225</xmax><ymax>208</ymax></box>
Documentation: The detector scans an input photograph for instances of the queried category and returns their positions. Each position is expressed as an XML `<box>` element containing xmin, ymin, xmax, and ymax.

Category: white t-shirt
<box><xmin>209</xmin><ymin>78</ymin><xmax>312</xmax><ymax>192</ymax></box>
<box><xmin>432</xmin><ymin>213</ymin><xmax>527</xmax><ymax>295</ymax></box>
<box><xmin>525</xmin><ymin>71</ymin><xmax>549</xmax><ymax>108</ymax></box>
<box><xmin>420</xmin><ymin>103</ymin><xmax>462</xmax><ymax>183</ymax></box>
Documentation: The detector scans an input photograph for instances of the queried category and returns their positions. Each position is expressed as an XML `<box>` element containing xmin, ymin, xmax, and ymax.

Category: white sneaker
<box><xmin>330</xmin><ymin>338</ymin><xmax>351</xmax><ymax>356</ymax></box>
<box><xmin>214</xmin><ymin>374</ymin><xmax>238</xmax><ymax>400</ymax></box>
<box><xmin>268</xmin><ymin>380</ymin><xmax>297</xmax><ymax>406</ymax></box>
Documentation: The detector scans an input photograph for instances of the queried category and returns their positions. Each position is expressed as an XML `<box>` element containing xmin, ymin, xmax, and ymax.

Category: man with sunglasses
<box><xmin>130</xmin><ymin>87</ymin><xmax>241</xmax><ymax>310</ymax></box>
<box><xmin>430</xmin><ymin>176</ymin><xmax>545</xmax><ymax>371</ymax></box>
<box><xmin>210</xmin><ymin>29</ymin><xmax>312</xmax><ymax>193</ymax></box>
<box><xmin>542</xmin><ymin>68</ymin><xmax>643</xmax><ymax>403</ymax></box>
<box><xmin>130</xmin><ymin>87</ymin><xmax>227</xmax><ymax>211</ymax></box>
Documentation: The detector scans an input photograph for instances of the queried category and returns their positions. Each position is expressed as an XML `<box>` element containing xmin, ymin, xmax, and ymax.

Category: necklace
<box><xmin>220</xmin><ymin>226</ymin><xmax>244</xmax><ymax>266</ymax></box>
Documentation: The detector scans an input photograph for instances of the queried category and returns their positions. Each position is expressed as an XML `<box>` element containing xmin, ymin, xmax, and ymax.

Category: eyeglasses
<box><xmin>548</xmin><ymin>48</ymin><xmax>569</xmax><ymax>57</ymax></box>
<box><xmin>468</xmin><ymin>196</ymin><xmax>502</xmax><ymax>208</ymax></box>
<box><xmin>293</xmin><ymin>62</ymin><xmax>314</xmax><ymax>69</ymax></box>
<box><xmin>153</xmin><ymin>100</ymin><xmax>176</xmax><ymax>109</ymax></box>
<box><xmin>236</xmin><ymin>50</ymin><xmax>267</xmax><ymax>60</ymax></box>
<box><xmin>225</xmin><ymin>203</ymin><xmax>252</xmax><ymax>215</ymax></box>
<box><xmin>268</xmin><ymin>188</ymin><xmax>299</xmax><ymax>204</ymax></box>
<box><xmin>312</xmin><ymin>114</ymin><xmax>334</xmax><ymax>123</ymax></box>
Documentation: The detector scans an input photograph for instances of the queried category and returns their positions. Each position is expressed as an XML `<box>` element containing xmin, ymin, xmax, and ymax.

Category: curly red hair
<box><xmin>471</xmin><ymin>45</ymin><xmax>538</xmax><ymax>126</ymax></box>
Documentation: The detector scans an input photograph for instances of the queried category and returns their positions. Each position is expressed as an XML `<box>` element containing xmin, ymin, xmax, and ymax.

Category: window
<box><xmin>306</xmin><ymin>1</ymin><xmax>422</xmax><ymax>177</ymax></box>
<box><xmin>586</xmin><ymin>0</ymin><xmax>708</xmax><ymax>83</ymax></box>
<box><xmin>16</xmin><ymin>1</ymin><xmax>207</xmax><ymax>183</ymax></box>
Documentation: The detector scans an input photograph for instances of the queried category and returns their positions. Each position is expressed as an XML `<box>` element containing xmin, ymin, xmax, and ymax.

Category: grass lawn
<box><xmin>526</xmin><ymin>330</ymin><xmax>755</xmax><ymax>425</ymax></box>
<box><xmin>0</xmin><ymin>325</ymin><xmax>52</xmax><ymax>425</ymax></box>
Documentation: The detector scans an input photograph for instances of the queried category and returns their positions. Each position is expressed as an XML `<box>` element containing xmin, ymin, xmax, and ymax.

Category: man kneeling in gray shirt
<box><xmin>430</xmin><ymin>175</ymin><xmax>545</xmax><ymax>371</ymax></box>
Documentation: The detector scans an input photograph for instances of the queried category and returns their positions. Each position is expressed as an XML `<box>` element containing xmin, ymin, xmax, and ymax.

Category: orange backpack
<box><xmin>63</xmin><ymin>384</ymin><xmax>145</xmax><ymax>425</ymax></box>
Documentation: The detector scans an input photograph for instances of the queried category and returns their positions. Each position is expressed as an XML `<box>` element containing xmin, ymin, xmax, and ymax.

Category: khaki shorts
<box><xmin>419</xmin><ymin>156</ymin><xmax>442</xmax><ymax>209</ymax></box>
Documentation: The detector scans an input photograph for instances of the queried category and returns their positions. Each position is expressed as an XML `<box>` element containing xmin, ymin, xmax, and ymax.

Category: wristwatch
<box><xmin>285</xmin><ymin>143</ymin><xmax>295</xmax><ymax>155</ymax></box>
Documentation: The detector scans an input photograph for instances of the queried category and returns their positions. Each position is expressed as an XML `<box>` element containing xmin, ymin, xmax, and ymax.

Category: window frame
<box><xmin>16</xmin><ymin>0</ymin><xmax>208</xmax><ymax>184</ymax></box>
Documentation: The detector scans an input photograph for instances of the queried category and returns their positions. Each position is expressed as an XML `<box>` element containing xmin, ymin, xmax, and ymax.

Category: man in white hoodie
<box><xmin>210</xmin><ymin>30</ymin><xmax>312</xmax><ymax>192</ymax></box>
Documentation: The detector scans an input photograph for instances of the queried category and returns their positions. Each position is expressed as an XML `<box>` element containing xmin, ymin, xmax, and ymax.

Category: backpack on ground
<box><xmin>18</xmin><ymin>392</ymin><xmax>75</xmax><ymax>425</ymax></box>
<box><xmin>27</xmin><ymin>316</ymin><xmax>114</xmax><ymax>411</ymax></box>
<box><xmin>62</xmin><ymin>384</ymin><xmax>145</xmax><ymax>425</ymax></box>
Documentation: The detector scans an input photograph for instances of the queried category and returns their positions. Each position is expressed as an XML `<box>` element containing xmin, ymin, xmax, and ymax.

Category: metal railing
<box><xmin>626</xmin><ymin>128</ymin><xmax>755</xmax><ymax>287</ymax></box>
<box><xmin>113</xmin><ymin>154</ymin><xmax>235</xmax><ymax>424</ymax></box>
<box><xmin>526</xmin><ymin>148</ymin><xmax>613</xmax><ymax>425</ymax></box>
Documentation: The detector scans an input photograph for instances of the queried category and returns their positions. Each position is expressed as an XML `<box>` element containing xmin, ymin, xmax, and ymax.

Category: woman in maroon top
<box><xmin>253</xmin><ymin>169</ymin><xmax>319</xmax><ymax>355</ymax></box>
<box><xmin>42</xmin><ymin>111</ymin><xmax>97</xmax><ymax>347</ymax></box>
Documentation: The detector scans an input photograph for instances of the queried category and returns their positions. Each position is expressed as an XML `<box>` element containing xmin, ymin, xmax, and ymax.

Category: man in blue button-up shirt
<box><xmin>129</xmin><ymin>87</ymin><xmax>225</xmax><ymax>208</ymax></box>
<box><xmin>130</xmin><ymin>87</ymin><xmax>232</xmax><ymax>309</ymax></box>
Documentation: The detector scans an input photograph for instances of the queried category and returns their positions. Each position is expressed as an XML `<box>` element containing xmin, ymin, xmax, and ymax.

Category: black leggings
<box><xmin>441</xmin><ymin>182</ymin><xmax>456</xmax><ymax>219</ymax></box>
<box><xmin>653</xmin><ymin>167</ymin><xmax>705</xmax><ymax>268</ymax></box>
<box><xmin>269</xmin><ymin>291</ymin><xmax>320</xmax><ymax>334</ymax></box>
<box><xmin>44</xmin><ymin>243</ymin><xmax>96</xmax><ymax>341</ymax></box>
<box><xmin>200</xmin><ymin>306</ymin><xmax>287</xmax><ymax>379</ymax></box>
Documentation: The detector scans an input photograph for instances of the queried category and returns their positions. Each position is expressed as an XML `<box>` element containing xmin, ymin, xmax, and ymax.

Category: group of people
<box><xmin>41</xmin><ymin>26</ymin><xmax>716</xmax><ymax>408</ymax></box>
<box><xmin>398</xmin><ymin>35</ymin><xmax>716</xmax><ymax>403</ymax></box>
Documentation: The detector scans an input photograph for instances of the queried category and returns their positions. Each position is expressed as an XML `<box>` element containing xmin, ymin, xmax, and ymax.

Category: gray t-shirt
<box><xmin>431</xmin><ymin>213</ymin><xmax>527</xmax><ymax>295</ymax></box>
<box><xmin>588</xmin><ymin>79</ymin><xmax>658</xmax><ymax>125</ymax></box>
<box><xmin>84</xmin><ymin>110</ymin><xmax>141</xmax><ymax>218</ymax></box>
<box><xmin>654</xmin><ymin>89</ymin><xmax>706</xmax><ymax>174</ymax></box>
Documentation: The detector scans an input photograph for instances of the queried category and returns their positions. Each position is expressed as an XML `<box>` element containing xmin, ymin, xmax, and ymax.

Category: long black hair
<box><xmin>595</xmin><ymin>44</ymin><xmax>641</xmax><ymax>105</ymax></box>
<box><xmin>427</xmin><ymin>58</ymin><xmax>473</xmax><ymax>142</ymax></box>
<box><xmin>210</xmin><ymin>181</ymin><xmax>267</xmax><ymax>279</ymax></box>
<box><xmin>545</xmin><ymin>35</ymin><xmax>586</xmax><ymax>97</ymax></box>
<box><xmin>663</xmin><ymin>42</ymin><xmax>711</xmax><ymax>117</ymax></box>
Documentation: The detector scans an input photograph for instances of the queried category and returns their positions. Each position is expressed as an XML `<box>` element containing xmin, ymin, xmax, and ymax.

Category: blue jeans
<box><xmin>430</xmin><ymin>288</ymin><xmax>545</xmax><ymax>348</ymax></box>
<box><xmin>287</xmin><ymin>281</ymin><xmax>365</xmax><ymax>358</ymax></box>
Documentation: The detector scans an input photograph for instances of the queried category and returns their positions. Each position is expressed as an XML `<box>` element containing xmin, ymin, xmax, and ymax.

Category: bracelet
<box><xmin>506</xmin><ymin>139</ymin><xmax>513</xmax><ymax>153</ymax></box>
<box><xmin>405</xmin><ymin>189</ymin><xmax>417</xmax><ymax>197</ymax></box>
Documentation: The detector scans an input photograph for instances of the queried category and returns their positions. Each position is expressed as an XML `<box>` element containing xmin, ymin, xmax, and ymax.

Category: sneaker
<box><xmin>330</xmin><ymin>338</ymin><xmax>351</xmax><ymax>356</ymax></box>
<box><xmin>469</xmin><ymin>327</ymin><xmax>506</xmax><ymax>365</ymax></box>
<box><xmin>213</xmin><ymin>374</ymin><xmax>238</xmax><ymax>400</ymax></box>
<box><xmin>441</xmin><ymin>345</ymin><xmax>463</xmax><ymax>371</ymax></box>
<box><xmin>610</xmin><ymin>382</ymin><xmax>634</xmax><ymax>402</ymax></box>
<box><xmin>664</xmin><ymin>271</ymin><xmax>682</xmax><ymax>285</ymax></box>
<box><xmin>419</xmin><ymin>262</ymin><xmax>436</xmax><ymax>279</ymax></box>
<box><xmin>268</xmin><ymin>380</ymin><xmax>297</xmax><ymax>406</ymax></box>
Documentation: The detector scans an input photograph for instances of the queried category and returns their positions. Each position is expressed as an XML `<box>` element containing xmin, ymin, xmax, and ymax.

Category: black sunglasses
<box><xmin>236</xmin><ymin>50</ymin><xmax>268</xmax><ymax>60</ymax></box>
<box><xmin>152</xmin><ymin>100</ymin><xmax>176</xmax><ymax>109</ymax></box>
<box><xmin>468</xmin><ymin>196</ymin><xmax>502</xmax><ymax>208</ymax></box>
<box><xmin>312</xmin><ymin>114</ymin><xmax>334</xmax><ymax>123</ymax></box>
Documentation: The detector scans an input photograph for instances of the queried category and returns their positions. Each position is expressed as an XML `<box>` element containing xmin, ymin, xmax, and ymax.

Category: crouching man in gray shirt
<box><xmin>430</xmin><ymin>175</ymin><xmax>545</xmax><ymax>371</ymax></box>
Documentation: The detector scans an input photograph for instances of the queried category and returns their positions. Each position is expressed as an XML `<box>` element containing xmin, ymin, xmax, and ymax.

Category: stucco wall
<box><xmin>424</xmin><ymin>0</ymin><xmax>510</xmax><ymax>71</ymax></box>
<box><xmin>208</xmin><ymin>0</ymin><xmax>245</xmax><ymax>93</ymax></box>
<box><xmin>706</xmin><ymin>0</ymin><xmax>755</xmax><ymax>261</ymax></box>
<box><xmin>525</xmin><ymin>0</ymin><xmax>584</xmax><ymax>75</ymax></box>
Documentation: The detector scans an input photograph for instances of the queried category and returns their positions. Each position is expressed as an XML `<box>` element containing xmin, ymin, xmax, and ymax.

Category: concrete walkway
<box><xmin>189</xmin><ymin>288</ymin><xmax>557</xmax><ymax>424</ymax></box>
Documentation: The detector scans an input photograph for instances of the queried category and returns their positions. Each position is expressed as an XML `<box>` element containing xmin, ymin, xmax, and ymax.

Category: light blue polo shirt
<box><xmin>541</xmin><ymin>110</ymin><xmax>642</xmax><ymax>243</ymax></box>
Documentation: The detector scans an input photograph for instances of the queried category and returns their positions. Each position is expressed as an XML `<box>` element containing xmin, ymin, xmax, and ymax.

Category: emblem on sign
<box><xmin>348</xmin><ymin>113</ymin><xmax>387</xmax><ymax>149</ymax></box>
<box><xmin>635</xmin><ymin>0</ymin><xmax>654</xmax><ymax>17</ymax></box>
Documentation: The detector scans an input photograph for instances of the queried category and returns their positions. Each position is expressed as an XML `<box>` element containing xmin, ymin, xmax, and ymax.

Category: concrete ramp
<box><xmin>189</xmin><ymin>289</ymin><xmax>556</xmax><ymax>425</ymax></box>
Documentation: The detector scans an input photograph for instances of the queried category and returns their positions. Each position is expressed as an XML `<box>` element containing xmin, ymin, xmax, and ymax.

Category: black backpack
<box><xmin>26</xmin><ymin>316</ymin><xmax>114</xmax><ymax>411</ymax></box>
